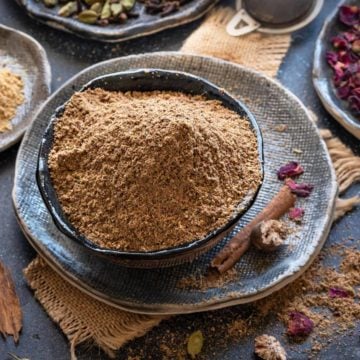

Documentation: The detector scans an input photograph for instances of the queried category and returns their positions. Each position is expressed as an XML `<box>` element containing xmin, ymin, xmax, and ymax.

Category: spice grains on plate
<box><xmin>48</xmin><ymin>89</ymin><xmax>261</xmax><ymax>251</ymax></box>
<box><xmin>0</xmin><ymin>69</ymin><xmax>24</xmax><ymax>133</ymax></box>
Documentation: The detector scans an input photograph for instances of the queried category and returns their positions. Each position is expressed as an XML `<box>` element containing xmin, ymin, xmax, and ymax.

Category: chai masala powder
<box><xmin>49</xmin><ymin>88</ymin><xmax>262</xmax><ymax>251</ymax></box>
<box><xmin>0</xmin><ymin>68</ymin><xmax>24</xmax><ymax>133</ymax></box>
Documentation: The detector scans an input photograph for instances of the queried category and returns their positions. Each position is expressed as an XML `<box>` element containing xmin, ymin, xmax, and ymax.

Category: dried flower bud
<box><xmin>254</xmin><ymin>334</ymin><xmax>287</xmax><ymax>360</ymax></box>
<box><xmin>339</xmin><ymin>5</ymin><xmax>359</xmax><ymax>26</ymax></box>
<box><xmin>329</xmin><ymin>287</ymin><xmax>352</xmax><ymax>298</ymax></box>
<box><xmin>352</xmin><ymin>39</ymin><xmax>360</xmax><ymax>53</ymax></box>
<box><xmin>288</xmin><ymin>207</ymin><xmax>304</xmax><ymax>222</ymax></box>
<box><xmin>277</xmin><ymin>161</ymin><xmax>304</xmax><ymax>180</ymax></box>
<box><xmin>287</xmin><ymin>311</ymin><xmax>314</xmax><ymax>337</ymax></box>
<box><xmin>285</xmin><ymin>179</ymin><xmax>313</xmax><ymax>198</ymax></box>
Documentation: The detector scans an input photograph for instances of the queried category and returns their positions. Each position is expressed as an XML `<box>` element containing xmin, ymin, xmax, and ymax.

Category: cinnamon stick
<box><xmin>210</xmin><ymin>185</ymin><xmax>296</xmax><ymax>274</ymax></box>
<box><xmin>0</xmin><ymin>261</ymin><xmax>22</xmax><ymax>343</ymax></box>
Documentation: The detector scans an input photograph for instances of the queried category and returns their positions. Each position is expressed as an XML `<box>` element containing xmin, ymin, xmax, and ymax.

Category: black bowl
<box><xmin>37</xmin><ymin>69</ymin><xmax>263</xmax><ymax>268</ymax></box>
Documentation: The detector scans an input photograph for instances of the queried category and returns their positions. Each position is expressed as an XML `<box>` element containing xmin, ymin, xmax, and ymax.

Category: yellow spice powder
<box><xmin>0</xmin><ymin>69</ymin><xmax>24</xmax><ymax>133</ymax></box>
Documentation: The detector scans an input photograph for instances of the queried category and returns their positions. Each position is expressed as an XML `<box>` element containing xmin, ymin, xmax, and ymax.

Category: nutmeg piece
<box><xmin>254</xmin><ymin>334</ymin><xmax>287</xmax><ymax>360</ymax></box>
<box><xmin>250</xmin><ymin>219</ymin><xmax>287</xmax><ymax>252</ymax></box>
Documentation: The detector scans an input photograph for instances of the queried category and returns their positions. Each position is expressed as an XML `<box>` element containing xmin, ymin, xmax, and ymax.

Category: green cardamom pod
<box><xmin>84</xmin><ymin>0</ymin><xmax>102</xmax><ymax>5</ymax></box>
<box><xmin>90</xmin><ymin>2</ymin><xmax>102</xmax><ymax>15</ymax></box>
<box><xmin>78</xmin><ymin>10</ymin><xmax>99</xmax><ymax>24</ymax></box>
<box><xmin>100</xmin><ymin>0</ymin><xmax>111</xmax><ymax>19</ymax></box>
<box><xmin>43</xmin><ymin>0</ymin><xmax>58</xmax><ymax>8</ymax></box>
<box><xmin>187</xmin><ymin>330</ymin><xmax>204</xmax><ymax>359</ymax></box>
<box><xmin>58</xmin><ymin>1</ymin><xmax>77</xmax><ymax>17</ymax></box>
<box><xmin>110</xmin><ymin>3</ymin><xmax>123</xmax><ymax>17</ymax></box>
<box><xmin>120</xmin><ymin>0</ymin><xmax>135</xmax><ymax>12</ymax></box>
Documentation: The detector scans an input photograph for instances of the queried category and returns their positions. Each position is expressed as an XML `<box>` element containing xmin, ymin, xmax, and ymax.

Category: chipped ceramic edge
<box><xmin>0</xmin><ymin>24</ymin><xmax>51</xmax><ymax>152</ymax></box>
<box><xmin>313</xmin><ymin>0</ymin><xmax>360</xmax><ymax>140</ymax></box>
<box><xmin>15</xmin><ymin>0</ymin><xmax>218</xmax><ymax>43</ymax></box>
<box><xmin>13</xmin><ymin>52</ymin><xmax>338</xmax><ymax>315</ymax></box>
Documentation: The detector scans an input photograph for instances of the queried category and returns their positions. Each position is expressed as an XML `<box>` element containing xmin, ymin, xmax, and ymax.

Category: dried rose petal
<box><xmin>326</xmin><ymin>51</ymin><xmax>338</xmax><ymax>67</ymax></box>
<box><xmin>289</xmin><ymin>207</ymin><xmax>304</xmax><ymax>221</ymax></box>
<box><xmin>285</xmin><ymin>179</ymin><xmax>314</xmax><ymax>198</ymax></box>
<box><xmin>344</xmin><ymin>31</ymin><xmax>358</xmax><ymax>42</ymax></box>
<box><xmin>277</xmin><ymin>162</ymin><xmax>304</xmax><ymax>180</ymax></box>
<box><xmin>327</xmin><ymin>6</ymin><xmax>360</xmax><ymax>116</ymax></box>
<box><xmin>287</xmin><ymin>311</ymin><xmax>314</xmax><ymax>337</ymax></box>
<box><xmin>337</xmin><ymin>85</ymin><xmax>351</xmax><ymax>99</ymax></box>
<box><xmin>339</xmin><ymin>5</ymin><xmax>359</xmax><ymax>26</ymax></box>
<box><xmin>349</xmin><ymin>95</ymin><xmax>360</xmax><ymax>113</ymax></box>
<box><xmin>329</xmin><ymin>287</ymin><xmax>350</xmax><ymax>298</ymax></box>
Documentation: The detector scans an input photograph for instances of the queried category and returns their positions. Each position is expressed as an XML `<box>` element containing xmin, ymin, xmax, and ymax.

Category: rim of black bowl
<box><xmin>37</xmin><ymin>69</ymin><xmax>264</xmax><ymax>261</ymax></box>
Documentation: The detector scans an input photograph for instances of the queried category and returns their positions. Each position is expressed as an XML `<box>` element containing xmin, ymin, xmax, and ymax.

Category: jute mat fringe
<box><xmin>23</xmin><ymin>6</ymin><xmax>360</xmax><ymax>359</ymax></box>
<box><xmin>24</xmin><ymin>257</ymin><xmax>165</xmax><ymax>359</ymax></box>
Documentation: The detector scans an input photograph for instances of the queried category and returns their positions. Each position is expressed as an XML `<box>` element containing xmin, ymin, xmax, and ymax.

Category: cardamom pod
<box><xmin>58</xmin><ymin>1</ymin><xmax>77</xmax><ymax>17</ymax></box>
<box><xmin>187</xmin><ymin>330</ymin><xmax>204</xmax><ymax>359</ymax></box>
<box><xmin>84</xmin><ymin>0</ymin><xmax>102</xmax><ymax>5</ymax></box>
<box><xmin>110</xmin><ymin>3</ymin><xmax>123</xmax><ymax>17</ymax></box>
<box><xmin>78</xmin><ymin>9</ymin><xmax>99</xmax><ymax>24</ymax></box>
<box><xmin>100</xmin><ymin>0</ymin><xmax>111</xmax><ymax>19</ymax></box>
<box><xmin>121</xmin><ymin>0</ymin><xmax>135</xmax><ymax>12</ymax></box>
<box><xmin>43</xmin><ymin>0</ymin><xmax>58</xmax><ymax>8</ymax></box>
<box><xmin>90</xmin><ymin>2</ymin><xmax>103</xmax><ymax>15</ymax></box>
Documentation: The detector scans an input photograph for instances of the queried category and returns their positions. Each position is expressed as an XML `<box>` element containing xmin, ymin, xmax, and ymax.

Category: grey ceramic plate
<box><xmin>15</xmin><ymin>0</ymin><xmax>217</xmax><ymax>43</ymax></box>
<box><xmin>0</xmin><ymin>24</ymin><xmax>51</xmax><ymax>152</ymax></box>
<box><xmin>13</xmin><ymin>53</ymin><xmax>337</xmax><ymax>315</ymax></box>
<box><xmin>313</xmin><ymin>0</ymin><xmax>360</xmax><ymax>139</ymax></box>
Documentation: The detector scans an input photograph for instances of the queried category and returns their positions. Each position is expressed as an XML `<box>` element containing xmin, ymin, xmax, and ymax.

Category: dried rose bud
<box><xmin>329</xmin><ymin>287</ymin><xmax>350</xmax><ymax>298</ymax></box>
<box><xmin>288</xmin><ymin>207</ymin><xmax>304</xmax><ymax>222</ymax></box>
<box><xmin>285</xmin><ymin>179</ymin><xmax>313</xmax><ymax>198</ymax></box>
<box><xmin>331</xmin><ymin>35</ymin><xmax>349</xmax><ymax>49</ymax></box>
<box><xmin>277</xmin><ymin>162</ymin><xmax>304</xmax><ymax>180</ymax></box>
<box><xmin>287</xmin><ymin>311</ymin><xmax>314</xmax><ymax>337</ymax></box>
<box><xmin>352</xmin><ymin>39</ymin><xmax>360</xmax><ymax>53</ymax></box>
<box><xmin>339</xmin><ymin>5</ymin><xmax>359</xmax><ymax>26</ymax></box>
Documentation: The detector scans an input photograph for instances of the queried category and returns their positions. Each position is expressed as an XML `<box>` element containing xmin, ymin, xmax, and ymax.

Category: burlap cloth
<box><xmin>23</xmin><ymin>8</ymin><xmax>360</xmax><ymax>359</ymax></box>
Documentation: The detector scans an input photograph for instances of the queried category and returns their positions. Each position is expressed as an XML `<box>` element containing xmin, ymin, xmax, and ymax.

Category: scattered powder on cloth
<box><xmin>0</xmin><ymin>68</ymin><xmax>24</xmax><ymax>132</ymax></box>
<box><xmin>49</xmin><ymin>88</ymin><xmax>262</xmax><ymax>251</ymax></box>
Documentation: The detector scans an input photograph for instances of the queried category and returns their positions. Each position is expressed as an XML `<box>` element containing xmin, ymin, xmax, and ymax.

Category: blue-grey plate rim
<box><xmin>13</xmin><ymin>52</ymin><xmax>337</xmax><ymax>314</ymax></box>
<box><xmin>313</xmin><ymin>0</ymin><xmax>360</xmax><ymax>139</ymax></box>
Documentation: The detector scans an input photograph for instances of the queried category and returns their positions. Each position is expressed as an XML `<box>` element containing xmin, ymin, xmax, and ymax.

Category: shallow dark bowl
<box><xmin>36</xmin><ymin>69</ymin><xmax>263</xmax><ymax>268</ymax></box>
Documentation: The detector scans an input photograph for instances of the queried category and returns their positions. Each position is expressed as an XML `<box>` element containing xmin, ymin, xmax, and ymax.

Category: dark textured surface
<box><xmin>0</xmin><ymin>0</ymin><xmax>359</xmax><ymax>359</ymax></box>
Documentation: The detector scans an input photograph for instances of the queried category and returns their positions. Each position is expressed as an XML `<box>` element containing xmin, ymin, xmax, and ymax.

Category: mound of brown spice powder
<box><xmin>0</xmin><ymin>68</ymin><xmax>24</xmax><ymax>133</ymax></box>
<box><xmin>48</xmin><ymin>88</ymin><xmax>261</xmax><ymax>251</ymax></box>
